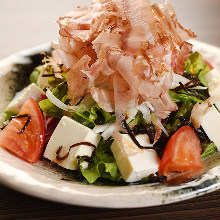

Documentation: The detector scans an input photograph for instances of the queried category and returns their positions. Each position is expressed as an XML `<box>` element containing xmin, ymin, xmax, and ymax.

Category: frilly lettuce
<box><xmin>185</xmin><ymin>52</ymin><xmax>211</xmax><ymax>86</ymax></box>
<box><xmin>128</xmin><ymin>111</ymin><xmax>147</xmax><ymax>126</ymax></box>
<box><xmin>201</xmin><ymin>142</ymin><xmax>217</xmax><ymax>159</ymax></box>
<box><xmin>72</xmin><ymin>104</ymin><xmax>115</xmax><ymax>129</ymax></box>
<box><xmin>165</xmin><ymin>101</ymin><xmax>194</xmax><ymax>133</ymax></box>
<box><xmin>79</xmin><ymin>139</ymin><xmax>123</xmax><ymax>184</ymax></box>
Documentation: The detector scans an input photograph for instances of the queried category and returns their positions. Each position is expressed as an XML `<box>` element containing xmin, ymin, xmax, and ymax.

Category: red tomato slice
<box><xmin>159</xmin><ymin>126</ymin><xmax>204</xmax><ymax>183</ymax></box>
<box><xmin>0</xmin><ymin>97</ymin><xmax>45</xmax><ymax>163</ymax></box>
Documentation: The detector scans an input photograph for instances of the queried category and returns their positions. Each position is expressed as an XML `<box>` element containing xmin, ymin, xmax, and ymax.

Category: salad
<box><xmin>0</xmin><ymin>0</ymin><xmax>219</xmax><ymax>185</ymax></box>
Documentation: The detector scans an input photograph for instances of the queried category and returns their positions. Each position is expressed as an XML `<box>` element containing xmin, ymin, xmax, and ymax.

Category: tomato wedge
<box><xmin>158</xmin><ymin>126</ymin><xmax>204</xmax><ymax>183</ymax></box>
<box><xmin>0</xmin><ymin>97</ymin><xmax>45</xmax><ymax>163</ymax></box>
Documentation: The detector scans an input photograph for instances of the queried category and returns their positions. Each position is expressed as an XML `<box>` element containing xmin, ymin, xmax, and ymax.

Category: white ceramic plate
<box><xmin>0</xmin><ymin>40</ymin><xmax>220</xmax><ymax>209</ymax></box>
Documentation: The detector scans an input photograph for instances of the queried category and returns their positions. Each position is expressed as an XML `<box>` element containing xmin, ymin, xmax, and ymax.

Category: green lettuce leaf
<box><xmin>165</xmin><ymin>101</ymin><xmax>194</xmax><ymax>133</ymax></box>
<box><xmin>29</xmin><ymin>65</ymin><xmax>43</xmax><ymax>85</ymax></box>
<box><xmin>185</xmin><ymin>52</ymin><xmax>211</xmax><ymax>86</ymax></box>
<box><xmin>169</xmin><ymin>90</ymin><xmax>204</xmax><ymax>103</ymax></box>
<box><xmin>80</xmin><ymin>161</ymin><xmax>121</xmax><ymax>184</ymax></box>
<box><xmin>2</xmin><ymin>111</ymin><xmax>16</xmax><ymax>126</ymax></box>
<box><xmin>198</xmin><ymin>70</ymin><xmax>209</xmax><ymax>87</ymax></box>
<box><xmin>48</xmin><ymin>74</ymin><xmax>67</xmax><ymax>88</ymax></box>
<box><xmin>72</xmin><ymin>104</ymin><xmax>115</xmax><ymax>129</ymax></box>
<box><xmin>129</xmin><ymin>111</ymin><xmax>147</xmax><ymax>126</ymax></box>
<box><xmin>201</xmin><ymin>142</ymin><xmax>217</xmax><ymax>159</ymax></box>
<box><xmin>44</xmin><ymin>64</ymin><xmax>67</xmax><ymax>88</ymax></box>
<box><xmin>38</xmin><ymin>82</ymin><xmax>68</xmax><ymax>118</ymax></box>
<box><xmin>79</xmin><ymin>139</ymin><xmax>122</xmax><ymax>184</ymax></box>
<box><xmin>72</xmin><ymin>112</ymin><xmax>94</xmax><ymax>128</ymax></box>
<box><xmin>38</xmin><ymin>99</ymin><xmax>63</xmax><ymax>118</ymax></box>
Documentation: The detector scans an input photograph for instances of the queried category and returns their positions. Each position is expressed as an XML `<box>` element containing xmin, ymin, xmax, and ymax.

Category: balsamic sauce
<box><xmin>61</xmin><ymin>178</ymin><xmax>72</xmax><ymax>181</ymax></box>
<box><xmin>0</xmin><ymin>125</ymin><xmax>7</xmax><ymax>131</ymax></box>
<box><xmin>56</xmin><ymin>142</ymin><xmax>97</xmax><ymax>177</ymax></box>
<box><xmin>122</xmin><ymin>120</ymin><xmax>154</xmax><ymax>150</ymax></box>
<box><xmin>148</xmin><ymin>172</ymin><xmax>167</xmax><ymax>183</ymax></box>
<box><xmin>1</xmin><ymin>114</ymin><xmax>31</xmax><ymax>134</ymax></box>
<box><xmin>75</xmin><ymin>96</ymin><xmax>84</xmax><ymax>106</ymax></box>
<box><xmin>76</xmin><ymin>149</ymin><xmax>97</xmax><ymax>177</ymax></box>
<box><xmin>56</xmin><ymin>142</ymin><xmax>96</xmax><ymax>161</ymax></box>
<box><xmin>42</xmin><ymin>73</ymin><xmax>55</xmax><ymax>77</ymax></box>
<box><xmin>56</xmin><ymin>146</ymin><xmax>69</xmax><ymax>161</ymax></box>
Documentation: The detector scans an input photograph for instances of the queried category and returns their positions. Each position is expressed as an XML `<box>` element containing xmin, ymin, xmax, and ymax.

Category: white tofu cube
<box><xmin>201</xmin><ymin>106</ymin><xmax>220</xmax><ymax>151</ymax></box>
<box><xmin>6</xmin><ymin>83</ymin><xmax>44</xmax><ymax>114</ymax></box>
<box><xmin>205</xmin><ymin>69</ymin><xmax>220</xmax><ymax>111</ymax></box>
<box><xmin>44</xmin><ymin>116</ymin><xmax>101</xmax><ymax>170</ymax></box>
<box><xmin>111</xmin><ymin>133</ymin><xmax>160</xmax><ymax>182</ymax></box>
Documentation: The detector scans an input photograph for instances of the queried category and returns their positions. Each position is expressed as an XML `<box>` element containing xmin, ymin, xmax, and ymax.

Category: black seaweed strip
<box><xmin>7</xmin><ymin>114</ymin><xmax>31</xmax><ymax>134</ymax></box>
<box><xmin>56</xmin><ymin>142</ymin><xmax>96</xmax><ymax>161</ymax></box>
<box><xmin>122</xmin><ymin>120</ymin><xmax>154</xmax><ymax>150</ymax></box>
<box><xmin>75</xmin><ymin>96</ymin><xmax>84</xmax><ymax>106</ymax></box>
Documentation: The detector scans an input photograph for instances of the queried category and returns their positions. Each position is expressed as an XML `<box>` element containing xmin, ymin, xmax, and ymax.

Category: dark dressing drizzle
<box><xmin>56</xmin><ymin>142</ymin><xmax>96</xmax><ymax>177</ymax></box>
<box><xmin>76</xmin><ymin>149</ymin><xmax>97</xmax><ymax>177</ymax></box>
<box><xmin>148</xmin><ymin>172</ymin><xmax>167</xmax><ymax>183</ymax></box>
<box><xmin>56</xmin><ymin>142</ymin><xmax>96</xmax><ymax>161</ymax></box>
<box><xmin>122</xmin><ymin>120</ymin><xmax>154</xmax><ymax>150</ymax></box>
<box><xmin>1</xmin><ymin>114</ymin><xmax>31</xmax><ymax>134</ymax></box>
<box><xmin>61</xmin><ymin>178</ymin><xmax>72</xmax><ymax>181</ymax></box>
<box><xmin>42</xmin><ymin>73</ymin><xmax>55</xmax><ymax>77</ymax></box>
<box><xmin>75</xmin><ymin>96</ymin><xmax>84</xmax><ymax>106</ymax></box>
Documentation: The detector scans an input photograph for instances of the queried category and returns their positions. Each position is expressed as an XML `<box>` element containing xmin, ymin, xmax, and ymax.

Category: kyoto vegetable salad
<box><xmin>0</xmin><ymin>0</ymin><xmax>220</xmax><ymax>185</ymax></box>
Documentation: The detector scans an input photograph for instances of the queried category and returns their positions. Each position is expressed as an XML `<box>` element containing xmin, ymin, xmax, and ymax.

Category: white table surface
<box><xmin>0</xmin><ymin>0</ymin><xmax>220</xmax><ymax>59</ymax></box>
